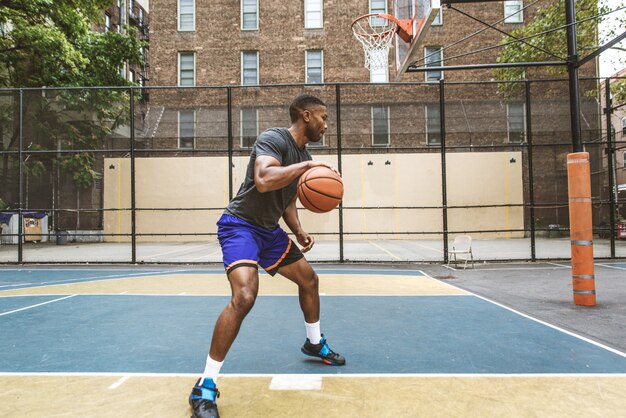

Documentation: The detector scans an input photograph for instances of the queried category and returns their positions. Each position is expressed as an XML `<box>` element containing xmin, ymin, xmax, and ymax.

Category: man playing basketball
<box><xmin>189</xmin><ymin>94</ymin><xmax>346</xmax><ymax>418</ymax></box>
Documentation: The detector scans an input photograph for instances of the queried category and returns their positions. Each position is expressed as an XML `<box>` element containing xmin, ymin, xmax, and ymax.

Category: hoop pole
<box><xmin>567</xmin><ymin>152</ymin><xmax>596</xmax><ymax>306</ymax></box>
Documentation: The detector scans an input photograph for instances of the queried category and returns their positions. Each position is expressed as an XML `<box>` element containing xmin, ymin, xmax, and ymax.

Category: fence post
<box><xmin>227</xmin><ymin>87</ymin><xmax>234</xmax><ymax>201</ymax></box>
<box><xmin>335</xmin><ymin>84</ymin><xmax>344</xmax><ymax>263</ymax></box>
<box><xmin>130</xmin><ymin>87</ymin><xmax>137</xmax><ymax>263</ymax></box>
<box><xmin>525</xmin><ymin>81</ymin><xmax>536</xmax><ymax>261</ymax></box>
<box><xmin>18</xmin><ymin>89</ymin><xmax>24</xmax><ymax>263</ymax></box>
<box><xmin>439</xmin><ymin>79</ymin><xmax>448</xmax><ymax>264</ymax></box>
<box><xmin>605</xmin><ymin>78</ymin><xmax>616</xmax><ymax>258</ymax></box>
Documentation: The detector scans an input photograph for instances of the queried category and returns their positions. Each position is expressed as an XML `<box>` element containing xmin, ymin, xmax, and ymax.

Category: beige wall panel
<box><xmin>104</xmin><ymin>152</ymin><xmax>522</xmax><ymax>241</ymax></box>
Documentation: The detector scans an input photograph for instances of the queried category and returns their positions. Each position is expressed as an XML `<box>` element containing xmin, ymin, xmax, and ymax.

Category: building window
<box><xmin>426</xmin><ymin>104</ymin><xmax>441</xmax><ymax>145</ymax></box>
<box><xmin>504</xmin><ymin>0</ymin><xmax>523</xmax><ymax>23</ymax></box>
<box><xmin>240</xmin><ymin>109</ymin><xmax>258</xmax><ymax>148</ymax></box>
<box><xmin>621</xmin><ymin>117</ymin><xmax>626</xmax><ymax>135</ymax></box>
<box><xmin>105</xmin><ymin>14</ymin><xmax>111</xmax><ymax>32</ymax></box>
<box><xmin>369</xmin><ymin>0</ymin><xmax>387</xmax><ymax>26</ymax></box>
<box><xmin>370</xmin><ymin>62</ymin><xmax>388</xmax><ymax>83</ymax></box>
<box><xmin>371</xmin><ymin>106</ymin><xmax>390</xmax><ymax>146</ymax></box>
<box><xmin>507</xmin><ymin>103</ymin><xmax>525</xmax><ymax>143</ymax></box>
<box><xmin>179</xmin><ymin>52</ymin><xmax>195</xmax><ymax>86</ymax></box>
<box><xmin>432</xmin><ymin>8</ymin><xmax>442</xmax><ymax>26</ymax></box>
<box><xmin>129</xmin><ymin>69</ymin><xmax>135</xmax><ymax>84</ymax></box>
<box><xmin>306</xmin><ymin>50</ymin><xmax>323</xmax><ymax>84</ymax></box>
<box><xmin>623</xmin><ymin>151</ymin><xmax>626</xmax><ymax>168</ymax></box>
<box><xmin>178</xmin><ymin>0</ymin><xmax>195</xmax><ymax>31</ymax></box>
<box><xmin>305</xmin><ymin>0</ymin><xmax>323</xmax><ymax>29</ymax></box>
<box><xmin>241</xmin><ymin>0</ymin><xmax>258</xmax><ymax>30</ymax></box>
<box><xmin>179</xmin><ymin>110</ymin><xmax>195</xmax><ymax>149</ymax></box>
<box><xmin>424</xmin><ymin>47</ymin><xmax>443</xmax><ymax>82</ymax></box>
<box><xmin>241</xmin><ymin>51</ymin><xmax>259</xmax><ymax>85</ymax></box>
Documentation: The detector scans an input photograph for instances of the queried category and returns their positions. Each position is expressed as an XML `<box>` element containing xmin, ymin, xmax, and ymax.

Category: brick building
<box><xmin>141</xmin><ymin>0</ymin><xmax>601</xmax><ymax>230</ymax></box>
<box><xmin>98</xmin><ymin>0</ymin><xmax>150</xmax><ymax>87</ymax></box>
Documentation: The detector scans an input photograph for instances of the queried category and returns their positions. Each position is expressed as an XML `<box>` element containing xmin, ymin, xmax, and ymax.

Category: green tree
<box><xmin>0</xmin><ymin>0</ymin><xmax>144</xmax><ymax>202</ymax></box>
<box><xmin>494</xmin><ymin>0</ymin><xmax>625</xmax><ymax>98</ymax></box>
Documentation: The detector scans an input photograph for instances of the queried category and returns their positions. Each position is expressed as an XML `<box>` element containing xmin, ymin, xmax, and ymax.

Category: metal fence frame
<box><xmin>1</xmin><ymin>78</ymin><xmax>625</xmax><ymax>264</ymax></box>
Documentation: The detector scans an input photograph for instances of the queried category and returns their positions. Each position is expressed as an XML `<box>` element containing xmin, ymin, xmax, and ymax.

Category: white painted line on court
<box><xmin>108</xmin><ymin>375</ymin><xmax>130</xmax><ymax>389</ymax></box>
<box><xmin>0</xmin><ymin>282</ymin><xmax>33</xmax><ymax>289</ymax></box>
<box><xmin>1</xmin><ymin>371</ymin><xmax>626</xmax><ymax>378</ymax></box>
<box><xmin>419</xmin><ymin>271</ymin><xmax>626</xmax><ymax>359</ymax></box>
<box><xmin>466</xmin><ymin>266</ymin><xmax>570</xmax><ymax>271</ymax></box>
<box><xmin>596</xmin><ymin>263</ymin><xmax>626</xmax><ymax>271</ymax></box>
<box><xmin>406</xmin><ymin>241</ymin><xmax>444</xmax><ymax>254</ymax></box>
<box><xmin>269</xmin><ymin>375</ymin><xmax>322</xmax><ymax>390</ymax></box>
<box><xmin>0</xmin><ymin>294</ymin><xmax>76</xmax><ymax>317</ymax></box>
<box><xmin>140</xmin><ymin>243</ymin><xmax>216</xmax><ymax>260</ymax></box>
<box><xmin>547</xmin><ymin>262</ymin><xmax>571</xmax><ymax>268</ymax></box>
<box><xmin>1</xmin><ymin>269</ymin><xmax>191</xmax><ymax>290</ymax></box>
<box><xmin>367</xmin><ymin>241</ymin><xmax>402</xmax><ymax>261</ymax></box>
<box><xmin>443</xmin><ymin>265</ymin><xmax>459</xmax><ymax>271</ymax></box>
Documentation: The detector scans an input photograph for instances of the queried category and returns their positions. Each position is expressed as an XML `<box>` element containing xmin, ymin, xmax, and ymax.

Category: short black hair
<box><xmin>289</xmin><ymin>94</ymin><xmax>326</xmax><ymax>123</ymax></box>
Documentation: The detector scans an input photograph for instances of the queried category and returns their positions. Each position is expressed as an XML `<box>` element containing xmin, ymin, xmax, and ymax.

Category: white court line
<box><xmin>108</xmin><ymin>375</ymin><xmax>130</xmax><ymax>389</ymax></box>
<box><xmin>1</xmin><ymin>371</ymin><xmax>625</xmax><ymax>378</ymax></box>
<box><xmin>0</xmin><ymin>282</ymin><xmax>33</xmax><ymax>289</ymax></box>
<box><xmin>443</xmin><ymin>265</ymin><xmax>458</xmax><ymax>272</ymax></box>
<box><xmin>597</xmin><ymin>263</ymin><xmax>626</xmax><ymax>271</ymax></box>
<box><xmin>547</xmin><ymin>262</ymin><xmax>571</xmax><ymax>268</ymax></box>
<box><xmin>367</xmin><ymin>241</ymin><xmax>402</xmax><ymax>261</ymax></box>
<box><xmin>0</xmin><ymin>295</ymin><xmax>76</xmax><ymax>317</ymax></box>
<box><xmin>419</xmin><ymin>270</ymin><xmax>626</xmax><ymax>359</ymax></box>
<box><xmin>0</xmin><ymin>269</ymin><xmax>190</xmax><ymax>290</ymax></box>
<box><xmin>0</xmin><ymin>293</ymin><xmax>470</xmax><ymax>298</ymax></box>
<box><xmin>406</xmin><ymin>241</ymin><xmax>444</xmax><ymax>254</ymax></box>
<box><xmin>140</xmin><ymin>243</ymin><xmax>216</xmax><ymax>260</ymax></box>
<box><xmin>463</xmin><ymin>266</ymin><xmax>570</xmax><ymax>271</ymax></box>
<box><xmin>188</xmin><ymin>248</ymin><xmax>222</xmax><ymax>262</ymax></box>
<box><xmin>269</xmin><ymin>375</ymin><xmax>322</xmax><ymax>390</ymax></box>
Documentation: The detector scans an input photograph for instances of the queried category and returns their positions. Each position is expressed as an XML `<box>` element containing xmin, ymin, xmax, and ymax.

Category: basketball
<box><xmin>297</xmin><ymin>166</ymin><xmax>343</xmax><ymax>213</ymax></box>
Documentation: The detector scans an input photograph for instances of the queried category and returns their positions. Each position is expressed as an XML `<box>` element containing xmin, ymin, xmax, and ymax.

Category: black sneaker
<box><xmin>301</xmin><ymin>334</ymin><xmax>346</xmax><ymax>366</ymax></box>
<box><xmin>189</xmin><ymin>378</ymin><xmax>220</xmax><ymax>418</ymax></box>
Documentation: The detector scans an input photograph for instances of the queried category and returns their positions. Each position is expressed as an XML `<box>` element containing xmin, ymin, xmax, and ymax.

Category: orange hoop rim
<box><xmin>350</xmin><ymin>13</ymin><xmax>400</xmax><ymax>37</ymax></box>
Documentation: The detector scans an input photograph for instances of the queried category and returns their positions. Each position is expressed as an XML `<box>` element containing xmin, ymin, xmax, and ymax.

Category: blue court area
<box><xmin>2</xmin><ymin>289</ymin><xmax>626</xmax><ymax>375</ymax></box>
<box><xmin>0</xmin><ymin>268</ymin><xmax>224</xmax><ymax>290</ymax></box>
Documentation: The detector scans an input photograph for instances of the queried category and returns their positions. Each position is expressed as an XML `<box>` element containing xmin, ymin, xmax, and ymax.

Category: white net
<box><xmin>351</xmin><ymin>16</ymin><xmax>398</xmax><ymax>71</ymax></box>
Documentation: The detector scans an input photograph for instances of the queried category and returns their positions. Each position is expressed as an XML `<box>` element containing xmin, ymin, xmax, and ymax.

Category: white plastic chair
<box><xmin>447</xmin><ymin>235</ymin><xmax>474</xmax><ymax>269</ymax></box>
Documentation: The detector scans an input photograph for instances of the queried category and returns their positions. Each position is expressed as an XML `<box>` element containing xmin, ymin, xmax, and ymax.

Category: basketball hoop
<box><xmin>351</xmin><ymin>14</ymin><xmax>400</xmax><ymax>71</ymax></box>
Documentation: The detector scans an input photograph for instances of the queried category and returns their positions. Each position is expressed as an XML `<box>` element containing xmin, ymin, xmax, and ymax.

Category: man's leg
<box><xmin>209</xmin><ymin>266</ymin><xmax>259</xmax><ymax>360</ymax></box>
<box><xmin>190</xmin><ymin>266</ymin><xmax>259</xmax><ymax>418</ymax></box>
<box><xmin>277</xmin><ymin>258</ymin><xmax>319</xmax><ymax>323</ymax></box>
<box><xmin>278</xmin><ymin>258</ymin><xmax>345</xmax><ymax>366</ymax></box>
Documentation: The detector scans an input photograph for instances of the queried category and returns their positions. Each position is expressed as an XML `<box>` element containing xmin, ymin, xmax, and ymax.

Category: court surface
<box><xmin>1</xmin><ymin>265</ymin><xmax>626</xmax><ymax>417</ymax></box>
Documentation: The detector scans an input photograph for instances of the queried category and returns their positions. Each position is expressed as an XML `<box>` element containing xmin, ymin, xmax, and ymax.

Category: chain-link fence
<box><xmin>1</xmin><ymin>78</ymin><xmax>625</xmax><ymax>263</ymax></box>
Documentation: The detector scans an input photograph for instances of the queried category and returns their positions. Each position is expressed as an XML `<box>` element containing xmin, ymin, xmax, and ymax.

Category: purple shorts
<box><xmin>217</xmin><ymin>214</ymin><xmax>303</xmax><ymax>276</ymax></box>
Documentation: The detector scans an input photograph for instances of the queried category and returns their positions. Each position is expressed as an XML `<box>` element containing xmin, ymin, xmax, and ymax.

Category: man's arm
<box><xmin>283</xmin><ymin>195</ymin><xmax>314</xmax><ymax>253</ymax></box>
<box><xmin>254</xmin><ymin>155</ymin><xmax>329</xmax><ymax>193</ymax></box>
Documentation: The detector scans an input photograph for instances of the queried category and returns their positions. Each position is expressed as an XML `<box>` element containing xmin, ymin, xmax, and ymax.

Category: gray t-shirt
<box><xmin>225</xmin><ymin>128</ymin><xmax>312</xmax><ymax>230</ymax></box>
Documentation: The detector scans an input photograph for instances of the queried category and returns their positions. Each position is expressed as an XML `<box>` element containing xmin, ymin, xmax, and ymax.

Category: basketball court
<box><xmin>2</xmin><ymin>0</ymin><xmax>626</xmax><ymax>417</ymax></box>
<box><xmin>1</xmin><ymin>265</ymin><xmax>626</xmax><ymax>417</ymax></box>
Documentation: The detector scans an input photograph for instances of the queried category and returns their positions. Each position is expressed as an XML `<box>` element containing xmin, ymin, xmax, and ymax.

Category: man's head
<box><xmin>289</xmin><ymin>94</ymin><xmax>327</xmax><ymax>143</ymax></box>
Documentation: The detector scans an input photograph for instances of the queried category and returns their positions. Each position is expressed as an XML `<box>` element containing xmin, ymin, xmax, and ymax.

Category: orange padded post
<box><xmin>567</xmin><ymin>152</ymin><xmax>596</xmax><ymax>306</ymax></box>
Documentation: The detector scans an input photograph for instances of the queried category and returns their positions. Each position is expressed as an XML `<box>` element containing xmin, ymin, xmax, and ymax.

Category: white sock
<box><xmin>201</xmin><ymin>355</ymin><xmax>223</xmax><ymax>386</ymax></box>
<box><xmin>305</xmin><ymin>320</ymin><xmax>322</xmax><ymax>344</ymax></box>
